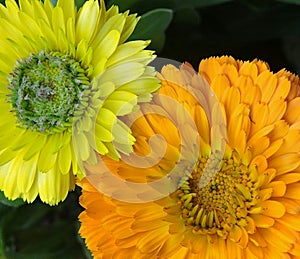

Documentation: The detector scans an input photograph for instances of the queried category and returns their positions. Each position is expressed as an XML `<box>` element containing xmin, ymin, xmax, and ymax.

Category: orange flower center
<box><xmin>178</xmin><ymin>153</ymin><xmax>257</xmax><ymax>237</ymax></box>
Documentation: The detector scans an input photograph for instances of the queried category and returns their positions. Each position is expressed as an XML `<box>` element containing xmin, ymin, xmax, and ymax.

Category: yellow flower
<box><xmin>0</xmin><ymin>0</ymin><xmax>160</xmax><ymax>205</ymax></box>
<box><xmin>79</xmin><ymin>56</ymin><xmax>300</xmax><ymax>258</ymax></box>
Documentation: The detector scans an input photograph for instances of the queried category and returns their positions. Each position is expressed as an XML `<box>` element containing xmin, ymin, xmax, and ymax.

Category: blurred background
<box><xmin>1</xmin><ymin>0</ymin><xmax>300</xmax><ymax>258</ymax></box>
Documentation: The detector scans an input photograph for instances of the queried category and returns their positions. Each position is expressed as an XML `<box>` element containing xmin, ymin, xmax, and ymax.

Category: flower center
<box><xmin>178</xmin><ymin>152</ymin><xmax>256</xmax><ymax>237</ymax></box>
<box><xmin>8</xmin><ymin>50</ymin><xmax>90</xmax><ymax>134</ymax></box>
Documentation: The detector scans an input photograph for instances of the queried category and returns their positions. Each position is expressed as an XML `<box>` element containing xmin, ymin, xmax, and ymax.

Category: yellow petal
<box><xmin>93</xmin><ymin>29</ymin><xmax>120</xmax><ymax>62</ymax></box>
<box><xmin>119</xmin><ymin>13</ymin><xmax>138</xmax><ymax>43</ymax></box>
<box><xmin>99</xmin><ymin>61</ymin><xmax>145</xmax><ymax>87</ymax></box>
<box><xmin>17</xmin><ymin>154</ymin><xmax>38</xmax><ymax>193</ymax></box>
<box><xmin>57</xmin><ymin>0</ymin><xmax>76</xmax><ymax>22</ymax></box>
<box><xmin>52</xmin><ymin>6</ymin><xmax>65</xmax><ymax>35</ymax></box>
<box><xmin>95</xmin><ymin>122</ymin><xmax>114</xmax><ymax>142</ymax></box>
<box><xmin>4</xmin><ymin>159</ymin><xmax>21</xmax><ymax>200</ymax></box>
<box><xmin>75</xmin><ymin>0</ymin><xmax>99</xmax><ymax>44</ymax></box>
<box><xmin>58</xmin><ymin>144</ymin><xmax>72</xmax><ymax>174</ymax></box>
<box><xmin>37</xmin><ymin>135</ymin><xmax>61</xmax><ymax>172</ymax></box>
<box><xmin>92</xmin><ymin>13</ymin><xmax>125</xmax><ymax>47</ymax></box>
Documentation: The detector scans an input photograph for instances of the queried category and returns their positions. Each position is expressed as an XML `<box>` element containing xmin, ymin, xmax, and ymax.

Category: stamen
<box><xmin>178</xmin><ymin>153</ymin><xmax>258</xmax><ymax>237</ymax></box>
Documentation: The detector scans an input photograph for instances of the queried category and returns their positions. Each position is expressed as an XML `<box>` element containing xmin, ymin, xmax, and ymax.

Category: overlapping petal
<box><xmin>0</xmin><ymin>0</ymin><xmax>160</xmax><ymax>205</ymax></box>
<box><xmin>79</xmin><ymin>56</ymin><xmax>300</xmax><ymax>258</ymax></box>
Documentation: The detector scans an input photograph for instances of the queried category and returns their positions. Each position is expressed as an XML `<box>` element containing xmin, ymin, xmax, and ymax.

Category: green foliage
<box><xmin>193</xmin><ymin>0</ymin><xmax>233</xmax><ymax>7</ymax></box>
<box><xmin>0</xmin><ymin>189</ymin><xmax>89</xmax><ymax>259</ymax></box>
<box><xmin>108</xmin><ymin>0</ymin><xmax>174</xmax><ymax>13</ymax></box>
<box><xmin>277</xmin><ymin>0</ymin><xmax>300</xmax><ymax>5</ymax></box>
<box><xmin>51</xmin><ymin>0</ymin><xmax>85</xmax><ymax>8</ymax></box>
<box><xmin>0</xmin><ymin>191</ymin><xmax>25</xmax><ymax>207</ymax></box>
<box><xmin>75</xmin><ymin>0</ymin><xmax>86</xmax><ymax>8</ymax></box>
<box><xmin>129</xmin><ymin>8</ymin><xmax>173</xmax><ymax>52</ymax></box>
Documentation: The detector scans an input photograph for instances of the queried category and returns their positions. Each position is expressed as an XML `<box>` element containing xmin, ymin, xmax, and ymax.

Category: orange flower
<box><xmin>79</xmin><ymin>56</ymin><xmax>300</xmax><ymax>258</ymax></box>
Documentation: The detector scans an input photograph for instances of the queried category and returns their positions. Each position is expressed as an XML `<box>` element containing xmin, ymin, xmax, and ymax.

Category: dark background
<box><xmin>111</xmin><ymin>0</ymin><xmax>300</xmax><ymax>74</ymax></box>
<box><xmin>1</xmin><ymin>0</ymin><xmax>300</xmax><ymax>258</ymax></box>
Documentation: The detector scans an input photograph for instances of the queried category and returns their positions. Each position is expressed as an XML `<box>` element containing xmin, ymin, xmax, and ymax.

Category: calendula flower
<box><xmin>0</xmin><ymin>0</ymin><xmax>160</xmax><ymax>205</ymax></box>
<box><xmin>79</xmin><ymin>57</ymin><xmax>300</xmax><ymax>258</ymax></box>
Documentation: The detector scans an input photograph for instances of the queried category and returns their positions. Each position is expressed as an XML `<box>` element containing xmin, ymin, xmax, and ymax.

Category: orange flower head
<box><xmin>79</xmin><ymin>56</ymin><xmax>300</xmax><ymax>258</ymax></box>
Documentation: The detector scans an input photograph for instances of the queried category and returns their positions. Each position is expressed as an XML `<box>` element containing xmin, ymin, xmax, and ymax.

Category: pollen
<box><xmin>178</xmin><ymin>152</ymin><xmax>258</xmax><ymax>238</ymax></box>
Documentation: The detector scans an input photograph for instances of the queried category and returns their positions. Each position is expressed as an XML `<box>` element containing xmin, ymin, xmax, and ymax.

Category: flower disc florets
<box><xmin>8</xmin><ymin>50</ymin><xmax>89</xmax><ymax>134</ymax></box>
<box><xmin>178</xmin><ymin>151</ymin><xmax>256</xmax><ymax>237</ymax></box>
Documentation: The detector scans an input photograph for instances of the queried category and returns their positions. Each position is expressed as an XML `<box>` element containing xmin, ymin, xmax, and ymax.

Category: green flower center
<box><xmin>8</xmin><ymin>50</ymin><xmax>90</xmax><ymax>134</ymax></box>
<box><xmin>178</xmin><ymin>152</ymin><xmax>258</xmax><ymax>238</ymax></box>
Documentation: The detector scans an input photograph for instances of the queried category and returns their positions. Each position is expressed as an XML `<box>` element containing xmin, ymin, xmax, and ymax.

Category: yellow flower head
<box><xmin>0</xmin><ymin>0</ymin><xmax>160</xmax><ymax>205</ymax></box>
<box><xmin>79</xmin><ymin>56</ymin><xmax>300</xmax><ymax>258</ymax></box>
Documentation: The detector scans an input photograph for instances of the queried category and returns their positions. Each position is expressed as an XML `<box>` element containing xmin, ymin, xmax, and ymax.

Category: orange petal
<box><xmin>229</xmin><ymin>225</ymin><xmax>242</xmax><ymax>242</ymax></box>
<box><xmin>285</xmin><ymin>183</ymin><xmax>300</xmax><ymax>200</ymax></box>
<box><xmin>260</xmin><ymin>222</ymin><xmax>297</xmax><ymax>252</ymax></box>
<box><xmin>256</xmin><ymin>70</ymin><xmax>277</xmax><ymax>103</ymax></box>
<box><xmin>268</xmin><ymin>99</ymin><xmax>286</xmax><ymax>124</ymax></box>
<box><xmin>191</xmin><ymin>233</ymin><xmax>208</xmax><ymax>254</ymax></box>
<box><xmin>262</xmin><ymin>139</ymin><xmax>283</xmax><ymax>158</ymax></box>
<box><xmin>261</xmin><ymin>200</ymin><xmax>286</xmax><ymax>218</ymax></box>
<box><xmin>158</xmin><ymin>232</ymin><xmax>183</xmax><ymax>257</ymax></box>
<box><xmin>268</xmin><ymin>153</ymin><xmax>300</xmax><ymax>175</ymax></box>
<box><xmin>246</xmin><ymin>242</ymin><xmax>264</xmax><ymax>258</ymax></box>
<box><xmin>251</xmin><ymin>214</ymin><xmax>275</xmax><ymax>228</ymax></box>
<box><xmin>239</xmin><ymin>61</ymin><xmax>258</xmax><ymax>79</ymax></box>
<box><xmin>275</xmin><ymin>197</ymin><xmax>300</xmax><ymax>214</ymax></box>
<box><xmin>250</xmin><ymin>155</ymin><xmax>268</xmax><ymax>174</ymax></box>
<box><xmin>136</xmin><ymin>227</ymin><xmax>169</xmax><ymax>253</ymax></box>
<box><xmin>275</xmin><ymin>173</ymin><xmax>300</xmax><ymax>184</ymax></box>
<box><xmin>249</xmin><ymin>103</ymin><xmax>269</xmax><ymax>136</ymax></box>
<box><xmin>270</xmin><ymin>76</ymin><xmax>290</xmax><ymax>102</ymax></box>
<box><xmin>199</xmin><ymin>58</ymin><xmax>221</xmax><ymax>82</ymax></box>
<box><xmin>265</xmin><ymin>181</ymin><xmax>286</xmax><ymax>197</ymax></box>
<box><xmin>210</xmin><ymin>74</ymin><xmax>231</xmax><ymax>99</ymax></box>
<box><xmin>221</xmin><ymin>63</ymin><xmax>239</xmax><ymax>85</ymax></box>
<box><xmin>285</xmin><ymin>97</ymin><xmax>300</xmax><ymax>124</ymax></box>
<box><xmin>277</xmin><ymin>213</ymin><xmax>300</xmax><ymax>231</ymax></box>
<box><xmin>249</xmin><ymin>230</ymin><xmax>268</xmax><ymax>247</ymax></box>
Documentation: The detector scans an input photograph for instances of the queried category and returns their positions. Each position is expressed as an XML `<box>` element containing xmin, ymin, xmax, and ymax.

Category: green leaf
<box><xmin>173</xmin><ymin>7</ymin><xmax>201</xmax><ymax>25</ymax></box>
<box><xmin>108</xmin><ymin>0</ymin><xmax>174</xmax><ymax>13</ymax></box>
<box><xmin>75</xmin><ymin>222</ymin><xmax>93</xmax><ymax>259</ymax></box>
<box><xmin>129</xmin><ymin>8</ymin><xmax>173</xmax><ymax>52</ymax></box>
<box><xmin>192</xmin><ymin>0</ymin><xmax>232</xmax><ymax>8</ymax></box>
<box><xmin>0</xmin><ymin>189</ymin><xmax>88</xmax><ymax>258</ymax></box>
<box><xmin>51</xmin><ymin>0</ymin><xmax>86</xmax><ymax>7</ymax></box>
<box><xmin>0</xmin><ymin>203</ymin><xmax>14</xmax><ymax>258</ymax></box>
<box><xmin>277</xmin><ymin>0</ymin><xmax>300</xmax><ymax>5</ymax></box>
<box><xmin>107</xmin><ymin>0</ymin><xmax>140</xmax><ymax>10</ymax></box>
<box><xmin>0</xmin><ymin>190</ymin><xmax>25</xmax><ymax>207</ymax></box>
<box><xmin>75</xmin><ymin>0</ymin><xmax>86</xmax><ymax>8</ymax></box>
